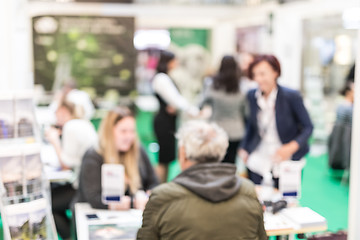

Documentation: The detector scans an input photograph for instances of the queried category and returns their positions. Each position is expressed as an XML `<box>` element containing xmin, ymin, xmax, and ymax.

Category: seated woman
<box><xmin>46</xmin><ymin>99</ymin><xmax>98</xmax><ymax>239</ymax></box>
<box><xmin>73</xmin><ymin>107</ymin><xmax>159</xmax><ymax>210</ymax></box>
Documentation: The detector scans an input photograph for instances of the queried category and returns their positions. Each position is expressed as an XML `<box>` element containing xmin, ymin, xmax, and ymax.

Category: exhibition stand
<box><xmin>0</xmin><ymin>93</ymin><xmax>58</xmax><ymax>240</ymax></box>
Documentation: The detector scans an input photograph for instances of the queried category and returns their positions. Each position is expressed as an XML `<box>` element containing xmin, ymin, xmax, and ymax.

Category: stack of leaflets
<box><xmin>281</xmin><ymin>207</ymin><xmax>327</xmax><ymax>229</ymax></box>
<box><xmin>264</xmin><ymin>211</ymin><xmax>296</xmax><ymax>232</ymax></box>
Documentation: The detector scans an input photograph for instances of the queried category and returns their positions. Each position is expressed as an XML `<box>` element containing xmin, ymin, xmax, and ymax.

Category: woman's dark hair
<box><xmin>346</xmin><ymin>64</ymin><xmax>355</xmax><ymax>82</ymax></box>
<box><xmin>156</xmin><ymin>50</ymin><xmax>175</xmax><ymax>74</ymax></box>
<box><xmin>212</xmin><ymin>55</ymin><xmax>240</xmax><ymax>94</ymax></box>
<box><xmin>340</xmin><ymin>81</ymin><xmax>354</xmax><ymax>96</ymax></box>
<box><xmin>248</xmin><ymin>54</ymin><xmax>281</xmax><ymax>80</ymax></box>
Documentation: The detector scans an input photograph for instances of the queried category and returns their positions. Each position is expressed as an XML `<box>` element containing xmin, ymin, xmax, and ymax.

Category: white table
<box><xmin>264</xmin><ymin>207</ymin><xmax>327</xmax><ymax>239</ymax></box>
<box><xmin>75</xmin><ymin>203</ymin><xmax>326</xmax><ymax>240</ymax></box>
<box><xmin>256</xmin><ymin>186</ymin><xmax>327</xmax><ymax>239</ymax></box>
<box><xmin>75</xmin><ymin>203</ymin><xmax>143</xmax><ymax>240</ymax></box>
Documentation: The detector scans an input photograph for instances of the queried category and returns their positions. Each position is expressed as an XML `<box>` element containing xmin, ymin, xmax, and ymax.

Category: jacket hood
<box><xmin>173</xmin><ymin>162</ymin><xmax>242</xmax><ymax>203</ymax></box>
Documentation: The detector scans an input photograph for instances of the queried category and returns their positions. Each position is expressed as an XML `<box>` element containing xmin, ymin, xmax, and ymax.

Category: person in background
<box><xmin>73</xmin><ymin>107</ymin><xmax>158</xmax><ymax>210</ymax></box>
<box><xmin>200</xmin><ymin>55</ymin><xmax>247</xmax><ymax>164</ymax></box>
<box><xmin>239</xmin><ymin>54</ymin><xmax>313</xmax><ymax>188</ymax></box>
<box><xmin>50</xmin><ymin>80</ymin><xmax>95</xmax><ymax>121</ymax></box>
<box><xmin>345</xmin><ymin>63</ymin><xmax>355</xmax><ymax>83</ymax></box>
<box><xmin>328</xmin><ymin>81</ymin><xmax>354</xmax><ymax>170</ymax></box>
<box><xmin>170</xmin><ymin>44</ymin><xmax>211</xmax><ymax>106</ymax></box>
<box><xmin>137</xmin><ymin>120</ymin><xmax>266</xmax><ymax>240</ymax></box>
<box><xmin>45</xmin><ymin>99</ymin><xmax>97</xmax><ymax>240</ymax></box>
<box><xmin>152</xmin><ymin>50</ymin><xmax>199</xmax><ymax>182</ymax></box>
<box><xmin>239</xmin><ymin>52</ymin><xmax>258</xmax><ymax>95</ymax></box>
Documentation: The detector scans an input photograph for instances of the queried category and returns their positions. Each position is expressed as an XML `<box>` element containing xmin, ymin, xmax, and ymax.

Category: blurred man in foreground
<box><xmin>137</xmin><ymin>120</ymin><xmax>266</xmax><ymax>240</ymax></box>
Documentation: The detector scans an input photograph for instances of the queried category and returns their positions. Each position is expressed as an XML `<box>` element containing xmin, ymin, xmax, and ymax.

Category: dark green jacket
<box><xmin>137</xmin><ymin>163</ymin><xmax>267</xmax><ymax>240</ymax></box>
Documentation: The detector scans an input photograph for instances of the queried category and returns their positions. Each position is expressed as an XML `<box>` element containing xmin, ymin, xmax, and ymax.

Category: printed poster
<box><xmin>32</xmin><ymin>16</ymin><xmax>136</xmax><ymax>96</ymax></box>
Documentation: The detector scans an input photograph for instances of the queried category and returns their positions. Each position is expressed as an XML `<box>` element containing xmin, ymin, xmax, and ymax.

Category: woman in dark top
<box><xmin>73</xmin><ymin>107</ymin><xmax>158</xmax><ymax>210</ymax></box>
<box><xmin>200</xmin><ymin>55</ymin><xmax>247</xmax><ymax>164</ymax></box>
<box><xmin>152</xmin><ymin>50</ymin><xmax>197</xmax><ymax>182</ymax></box>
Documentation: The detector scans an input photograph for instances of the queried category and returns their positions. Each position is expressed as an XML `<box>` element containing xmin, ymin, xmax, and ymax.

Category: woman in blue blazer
<box><xmin>240</xmin><ymin>55</ymin><xmax>313</xmax><ymax>187</ymax></box>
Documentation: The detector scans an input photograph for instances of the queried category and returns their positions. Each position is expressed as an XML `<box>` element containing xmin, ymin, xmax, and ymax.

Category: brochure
<box><xmin>0</xmin><ymin>97</ymin><xmax>15</xmax><ymax>140</ymax></box>
<box><xmin>4</xmin><ymin>198</ymin><xmax>48</xmax><ymax>240</ymax></box>
<box><xmin>15</xmin><ymin>96</ymin><xmax>35</xmax><ymax>138</ymax></box>
<box><xmin>101</xmin><ymin>164</ymin><xmax>125</xmax><ymax>204</ymax></box>
<box><xmin>0</xmin><ymin>153</ymin><xmax>23</xmax><ymax>197</ymax></box>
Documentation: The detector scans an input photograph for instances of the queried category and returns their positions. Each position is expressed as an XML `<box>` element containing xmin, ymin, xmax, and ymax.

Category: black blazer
<box><xmin>242</xmin><ymin>85</ymin><xmax>313</xmax><ymax>160</ymax></box>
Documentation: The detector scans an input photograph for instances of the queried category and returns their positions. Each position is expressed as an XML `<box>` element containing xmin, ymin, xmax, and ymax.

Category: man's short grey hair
<box><xmin>176</xmin><ymin>120</ymin><xmax>229</xmax><ymax>163</ymax></box>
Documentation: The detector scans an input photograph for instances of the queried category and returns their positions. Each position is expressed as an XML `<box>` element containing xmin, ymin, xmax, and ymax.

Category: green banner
<box><xmin>169</xmin><ymin>28</ymin><xmax>210</xmax><ymax>50</ymax></box>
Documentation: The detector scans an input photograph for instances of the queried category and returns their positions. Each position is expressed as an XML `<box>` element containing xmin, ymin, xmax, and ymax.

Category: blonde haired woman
<box><xmin>73</xmin><ymin>107</ymin><xmax>158</xmax><ymax>210</ymax></box>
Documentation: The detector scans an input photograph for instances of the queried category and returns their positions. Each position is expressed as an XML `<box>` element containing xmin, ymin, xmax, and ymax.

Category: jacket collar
<box><xmin>255</xmin><ymin>86</ymin><xmax>278</xmax><ymax>111</ymax></box>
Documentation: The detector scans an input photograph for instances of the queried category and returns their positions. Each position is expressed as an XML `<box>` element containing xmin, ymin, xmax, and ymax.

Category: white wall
<box><xmin>349</xmin><ymin>30</ymin><xmax>360</xmax><ymax>240</ymax></box>
<box><xmin>0</xmin><ymin>0</ymin><xmax>33</xmax><ymax>92</ymax></box>
<box><xmin>272</xmin><ymin>7</ymin><xmax>303</xmax><ymax>89</ymax></box>
<box><xmin>211</xmin><ymin>21</ymin><xmax>237</xmax><ymax>68</ymax></box>
<box><xmin>0</xmin><ymin>0</ymin><xmax>12</xmax><ymax>91</ymax></box>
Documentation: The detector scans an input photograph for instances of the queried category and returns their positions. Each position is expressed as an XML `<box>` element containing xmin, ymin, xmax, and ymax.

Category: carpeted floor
<box><xmin>300</xmin><ymin>152</ymin><xmax>349</xmax><ymax>232</ymax></box>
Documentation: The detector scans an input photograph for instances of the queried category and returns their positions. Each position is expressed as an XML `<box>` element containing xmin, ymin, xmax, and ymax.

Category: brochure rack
<box><xmin>0</xmin><ymin>92</ymin><xmax>58</xmax><ymax>240</ymax></box>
